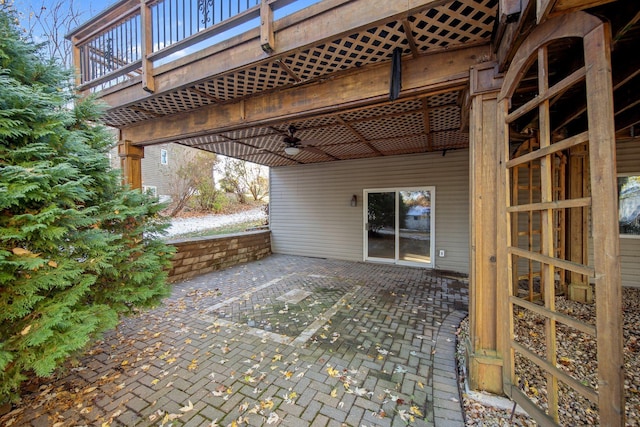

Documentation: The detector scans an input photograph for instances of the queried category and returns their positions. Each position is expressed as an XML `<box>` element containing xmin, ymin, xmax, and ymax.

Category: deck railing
<box><xmin>68</xmin><ymin>0</ymin><xmax>305</xmax><ymax>93</ymax></box>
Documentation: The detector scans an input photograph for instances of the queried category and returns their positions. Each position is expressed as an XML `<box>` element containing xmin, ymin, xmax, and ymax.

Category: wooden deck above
<box><xmin>67</xmin><ymin>0</ymin><xmax>640</xmax><ymax>167</ymax></box>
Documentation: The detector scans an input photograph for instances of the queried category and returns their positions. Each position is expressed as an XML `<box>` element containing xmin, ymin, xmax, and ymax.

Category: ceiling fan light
<box><xmin>284</xmin><ymin>146</ymin><xmax>300</xmax><ymax>156</ymax></box>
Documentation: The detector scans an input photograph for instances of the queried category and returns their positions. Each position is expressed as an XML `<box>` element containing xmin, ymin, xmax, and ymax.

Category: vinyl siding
<box><xmin>142</xmin><ymin>144</ymin><xmax>177</xmax><ymax>196</ymax></box>
<box><xmin>617</xmin><ymin>140</ymin><xmax>640</xmax><ymax>288</ymax></box>
<box><xmin>270</xmin><ymin>150</ymin><xmax>469</xmax><ymax>273</ymax></box>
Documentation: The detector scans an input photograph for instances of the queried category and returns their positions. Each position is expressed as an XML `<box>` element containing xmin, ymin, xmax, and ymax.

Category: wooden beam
<box><xmin>336</xmin><ymin>117</ymin><xmax>383</xmax><ymax>156</ymax></box>
<box><xmin>536</xmin><ymin>0</ymin><xmax>556</xmax><ymax>24</ymax></box>
<box><xmin>402</xmin><ymin>19</ymin><xmax>420</xmax><ymax>58</ymax></box>
<box><xmin>552</xmin><ymin>0</ymin><xmax>617</xmax><ymax>15</ymax></box>
<box><xmin>121</xmin><ymin>44</ymin><xmax>488</xmax><ymax>144</ymax></box>
<box><xmin>495</xmin><ymin>0</ymin><xmax>536</xmax><ymax>72</ymax></box>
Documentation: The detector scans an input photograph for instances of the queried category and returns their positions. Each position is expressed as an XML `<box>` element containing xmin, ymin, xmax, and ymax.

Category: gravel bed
<box><xmin>456</xmin><ymin>287</ymin><xmax>640</xmax><ymax>426</ymax></box>
<box><xmin>164</xmin><ymin>207</ymin><xmax>267</xmax><ymax>238</ymax></box>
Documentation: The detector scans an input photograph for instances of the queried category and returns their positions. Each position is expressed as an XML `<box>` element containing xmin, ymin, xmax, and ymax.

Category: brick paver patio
<box><xmin>1</xmin><ymin>254</ymin><xmax>469</xmax><ymax>427</ymax></box>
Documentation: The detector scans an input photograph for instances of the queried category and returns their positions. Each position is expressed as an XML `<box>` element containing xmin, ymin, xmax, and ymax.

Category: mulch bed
<box><xmin>457</xmin><ymin>287</ymin><xmax>640</xmax><ymax>426</ymax></box>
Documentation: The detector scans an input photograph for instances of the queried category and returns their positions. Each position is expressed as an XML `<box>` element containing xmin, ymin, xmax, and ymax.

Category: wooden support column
<box><xmin>567</xmin><ymin>144</ymin><xmax>592</xmax><ymax>302</ymax></box>
<box><xmin>467</xmin><ymin>62</ymin><xmax>504</xmax><ymax>395</ymax></box>
<box><xmin>260</xmin><ymin>0</ymin><xmax>275</xmax><ymax>54</ymax></box>
<box><xmin>584</xmin><ymin>21</ymin><xmax>624</xmax><ymax>425</ymax></box>
<box><xmin>118</xmin><ymin>140</ymin><xmax>144</xmax><ymax>189</ymax></box>
<box><xmin>71</xmin><ymin>38</ymin><xmax>82</xmax><ymax>88</ymax></box>
<box><xmin>141</xmin><ymin>0</ymin><xmax>154</xmax><ymax>93</ymax></box>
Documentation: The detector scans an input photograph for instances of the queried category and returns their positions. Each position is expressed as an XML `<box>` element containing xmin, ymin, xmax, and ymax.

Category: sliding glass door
<box><xmin>365</xmin><ymin>188</ymin><xmax>434</xmax><ymax>267</ymax></box>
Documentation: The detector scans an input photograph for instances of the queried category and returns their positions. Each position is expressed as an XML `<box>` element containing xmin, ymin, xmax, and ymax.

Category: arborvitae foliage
<box><xmin>0</xmin><ymin>7</ymin><xmax>175</xmax><ymax>402</ymax></box>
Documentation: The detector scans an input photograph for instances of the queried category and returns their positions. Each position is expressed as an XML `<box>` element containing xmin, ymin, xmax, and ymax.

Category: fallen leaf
<box><xmin>410</xmin><ymin>405</ymin><xmax>423</xmax><ymax>417</ymax></box>
<box><xmin>180</xmin><ymin>400</ymin><xmax>194</xmax><ymax>412</ymax></box>
<box><xmin>266</xmin><ymin>412</ymin><xmax>280</xmax><ymax>424</ymax></box>
<box><xmin>20</xmin><ymin>325</ymin><xmax>32</xmax><ymax>336</ymax></box>
<box><xmin>327</xmin><ymin>366</ymin><xmax>339</xmax><ymax>377</ymax></box>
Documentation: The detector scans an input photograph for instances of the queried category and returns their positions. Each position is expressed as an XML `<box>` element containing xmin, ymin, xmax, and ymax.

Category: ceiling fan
<box><xmin>283</xmin><ymin>125</ymin><xmax>303</xmax><ymax>155</ymax></box>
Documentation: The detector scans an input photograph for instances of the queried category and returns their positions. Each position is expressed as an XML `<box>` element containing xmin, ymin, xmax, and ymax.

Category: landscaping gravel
<box><xmin>456</xmin><ymin>287</ymin><xmax>640</xmax><ymax>426</ymax></box>
<box><xmin>164</xmin><ymin>207</ymin><xmax>267</xmax><ymax>238</ymax></box>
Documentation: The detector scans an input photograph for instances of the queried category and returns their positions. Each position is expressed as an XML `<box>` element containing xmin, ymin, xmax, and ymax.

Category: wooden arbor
<box><xmin>496</xmin><ymin>11</ymin><xmax>623</xmax><ymax>426</ymax></box>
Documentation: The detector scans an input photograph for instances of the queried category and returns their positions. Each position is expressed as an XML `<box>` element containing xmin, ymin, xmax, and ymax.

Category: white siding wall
<box><xmin>617</xmin><ymin>140</ymin><xmax>640</xmax><ymax>288</ymax></box>
<box><xmin>270</xmin><ymin>150</ymin><xmax>470</xmax><ymax>273</ymax></box>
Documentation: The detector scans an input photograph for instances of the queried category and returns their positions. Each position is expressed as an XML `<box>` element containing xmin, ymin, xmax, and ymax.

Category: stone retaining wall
<box><xmin>167</xmin><ymin>230</ymin><xmax>271</xmax><ymax>282</ymax></box>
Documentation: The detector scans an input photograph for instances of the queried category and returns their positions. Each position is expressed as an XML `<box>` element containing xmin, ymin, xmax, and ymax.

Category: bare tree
<box><xmin>218</xmin><ymin>158</ymin><xmax>269</xmax><ymax>203</ymax></box>
<box><xmin>20</xmin><ymin>0</ymin><xmax>87</xmax><ymax>67</ymax></box>
<box><xmin>167</xmin><ymin>151</ymin><xmax>218</xmax><ymax>217</ymax></box>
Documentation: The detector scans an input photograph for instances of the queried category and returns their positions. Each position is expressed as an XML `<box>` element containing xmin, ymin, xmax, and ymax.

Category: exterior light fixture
<box><xmin>351</xmin><ymin>195</ymin><xmax>358</xmax><ymax>207</ymax></box>
<box><xmin>284</xmin><ymin>146</ymin><xmax>300</xmax><ymax>156</ymax></box>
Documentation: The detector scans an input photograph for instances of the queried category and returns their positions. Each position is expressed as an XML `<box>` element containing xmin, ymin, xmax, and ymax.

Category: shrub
<box><xmin>0</xmin><ymin>7</ymin><xmax>175</xmax><ymax>403</ymax></box>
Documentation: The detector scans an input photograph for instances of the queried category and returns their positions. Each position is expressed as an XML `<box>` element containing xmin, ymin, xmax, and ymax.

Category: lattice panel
<box><xmin>321</xmin><ymin>142</ymin><xmax>378</xmax><ymax>159</ymax></box>
<box><xmin>179</xmin><ymin>134</ymin><xmax>228</xmax><ymax>146</ymax></box>
<box><xmin>351</xmin><ymin>112</ymin><xmax>425</xmax><ymax>140</ymax></box>
<box><xmin>274</xmin><ymin>116</ymin><xmax>341</xmax><ymax>131</ymax></box>
<box><xmin>290</xmin><ymin>149</ymin><xmax>335</xmax><ymax>164</ymax></box>
<box><xmin>103</xmin><ymin>108</ymin><xmax>158</xmax><ymax>127</ymax></box>
<box><xmin>427</xmin><ymin>91</ymin><xmax>460</xmax><ymax>107</ymax></box>
<box><xmin>136</xmin><ymin>88</ymin><xmax>216</xmax><ymax>116</ymax></box>
<box><xmin>429</xmin><ymin>105</ymin><xmax>461</xmax><ymax>131</ymax></box>
<box><xmin>370</xmin><ymin>135</ymin><xmax>429</xmax><ymax>154</ymax></box>
<box><xmin>194</xmin><ymin>62</ymin><xmax>295</xmax><ymax>101</ymax></box>
<box><xmin>339</xmin><ymin>99</ymin><xmax>423</xmax><ymax>122</ymax></box>
<box><xmin>282</xmin><ymin>22</ymin><xmax>408</xmax><ymax>82</ymax></box>
<box><xmin>408</xmin><ymin>0</ymin><xmax>497</xmax><ymax>53</ymax></box>
<box><xmin>430</xmin><ymin>130</ymin><xmax>469</xmax><ymax>150</ymax></box>
<box><xmin>294</xmin><ymin>125</ymin><xmax>361</xmax><ymax>146</ymax></box>
<box><xmin>203</xmin><ymin>141</ymin><xmax>265</xmax><ymax>157</ymax></box>
<box><xmin>220</xmin><ymin>127</ymin><xmax>278</xmax><ymax>140</ymax></box>
<box><xmin>242</xmin><ymin>134</ymin><xmax>289</xmax><ymax>152</ymax></box>
<box><xmin>241</xmin><ymin>152</ymin><xmax>297</xmax><ymax>167</ymax></box>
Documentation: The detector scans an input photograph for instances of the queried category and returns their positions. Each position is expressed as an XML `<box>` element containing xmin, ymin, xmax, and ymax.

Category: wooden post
<box><xmin>71</xmin><ymin>38</ymin><xmax>82</xmax><ymax>89</ymax></box>
<box><xmin>467</xmin><ymin>62</ymin><xmax>504</xmax><ymax>394</ymax></box>
<box><xmin>141</xmin><ymin>0</ymin><xmax>155</xmax><ymax>93</ymax></box>
<box><xmin>118</xmin><ymin>140</ymin><xmax>144</xmax><ymax>189</ymax></box>
<box><xmin>260</xmin><ymin>0</ymin><xmax>275</xmax><ymax>54</ymax></box>
<box><xmin>584</xmin><ymin>22</ymin><xmax>624</xmax><ymax>426</ymax></box>
<box><xmin>567</xmin><ymin>145</ymin><xmax>592</xmax><ymax>302</ymax></box>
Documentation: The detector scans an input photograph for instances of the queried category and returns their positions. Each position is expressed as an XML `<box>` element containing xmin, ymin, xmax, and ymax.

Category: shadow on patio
<box><xmin>1</xmin><ymin>255</ymin><xmax>469</xmax><ymax>427</ymax></box>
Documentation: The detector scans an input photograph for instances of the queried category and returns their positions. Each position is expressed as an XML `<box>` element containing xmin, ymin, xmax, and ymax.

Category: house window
<box><xmin>160</xmin><ymin>149</ymin><xmax>168</xmax><ymax>165</ymax></box>
<box><xmin>619</xmin><ymin>174</ymin><xmax>640</xmax><ymax>238</ymax></box>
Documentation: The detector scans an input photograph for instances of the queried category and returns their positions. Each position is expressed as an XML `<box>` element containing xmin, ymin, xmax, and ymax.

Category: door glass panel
<box><xmin>367</xmin><ymin>192</ymin><xmax>396</xmax><ymax>259</ymax></box>
<box><xmin>399</xmin><ymin>190</ymin><xmax>431</xmax><ymax>263</ymax></box>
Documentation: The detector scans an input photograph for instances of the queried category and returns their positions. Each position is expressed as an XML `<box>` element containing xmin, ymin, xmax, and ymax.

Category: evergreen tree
<box><xmin>0</xmin><ymin>6</ymin><xmax>175</xmax><ymax>402</ymax></box>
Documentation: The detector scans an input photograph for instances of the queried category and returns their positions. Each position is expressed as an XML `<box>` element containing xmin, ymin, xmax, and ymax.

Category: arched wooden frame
<box><xmin>496</xmin><ymin>12</ymin><xmax>624</xmax><ymax>426</ymax></box>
